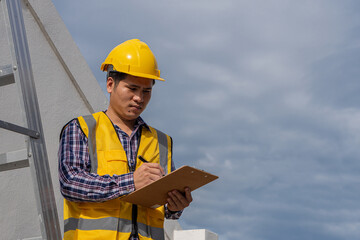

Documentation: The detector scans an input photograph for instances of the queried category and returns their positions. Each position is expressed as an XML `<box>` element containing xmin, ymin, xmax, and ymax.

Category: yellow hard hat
<box><xmin>100</xmin><ymin>39</ymin><xmax>164</xmax><ymax>81</ymax></box>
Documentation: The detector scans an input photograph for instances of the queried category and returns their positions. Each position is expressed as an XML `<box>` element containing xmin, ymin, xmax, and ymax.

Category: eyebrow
<box><xmin>128</xmin><ymin>83</ymin><xmax>152</xmax><ymax>90</ymax></box>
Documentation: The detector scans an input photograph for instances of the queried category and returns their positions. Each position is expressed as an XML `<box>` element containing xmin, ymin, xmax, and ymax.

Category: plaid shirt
<box><xmin>58</xmin><ymin>114</ymin><xmax>181</xmax><ymax>239</ymax></box>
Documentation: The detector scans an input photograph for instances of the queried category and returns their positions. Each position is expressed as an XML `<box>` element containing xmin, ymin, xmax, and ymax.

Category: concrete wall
<box><xmin>0</xmin><ymin>0</ymin><xmax>107</xmax><ymax>238</ymax></box>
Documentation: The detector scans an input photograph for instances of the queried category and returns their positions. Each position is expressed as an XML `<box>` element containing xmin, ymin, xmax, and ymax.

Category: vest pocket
<box><xmin>98</xmin><ymin>150</ymin><xmax>129</xmax><ymax>176</ymax></box>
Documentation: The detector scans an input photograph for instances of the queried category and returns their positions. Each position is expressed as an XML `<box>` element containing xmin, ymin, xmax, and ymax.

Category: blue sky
<box><xmin>52</xmin><ymin>1</ymin><xmax>360</xmax><ymax>239</ymax></box>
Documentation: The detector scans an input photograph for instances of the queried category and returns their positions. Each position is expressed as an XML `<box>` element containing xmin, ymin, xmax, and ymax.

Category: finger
<box><xmin>167</xmin><ymin>192</ymin><xmax>182</xmax><ymax>211</ymax></box>
<box><xmin>141</xmin><ymin>168</ymin><xmax>162</xmax><ymax>182</ymax></box>
<box><xmin>148</xmin><ymin>166</ymin><xmax>165</xmax><ymax>178</ymax></box>
<box><xmin>185</xmin><ymin>188</ymin><xmax>193</xmax><ymax>202</ymax></box>
<box><xmin>167</xmin><ymin>196</ymin><xmax>177</xmax><ymax>210</ymax></box>
<box><xmin>148</xmin><ymin>173</ymin><xmax>162</xmax><ymax>182</ymax></box>
<box><xmin>142</xmin><ymin>162</ymin><xmax>162</xmax><ymax>169</ymax></box>
<box><xmin>141</xmin><ymin>163</ymin><xmax>164</xmax><ymax>177</ymax></box>
<box><xmin>168</xmin><ymin>191</ymin><xmax>179</xmax><ymax>206</ymax></box>
<box><xmin>169</xmin><ymin>190</ymin><xmax>188</xmax><ymax>209</ymax></box>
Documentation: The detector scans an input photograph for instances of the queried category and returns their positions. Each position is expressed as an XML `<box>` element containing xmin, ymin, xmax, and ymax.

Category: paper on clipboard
<box><xmin>120</xmin><ymin>165</ymin><xmax>218</xmax><ymax>208</ymax></box>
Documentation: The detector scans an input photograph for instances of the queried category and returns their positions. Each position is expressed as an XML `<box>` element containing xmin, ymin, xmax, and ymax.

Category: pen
<box><xmin>138</xmin><ymin>155</ymin><xmax>165</xmax><ymax>176</ymax></box>
<box><xmin>138</xmin><ymin>155</ymin><xmax>148</xmax><ymax>163</ymax></box>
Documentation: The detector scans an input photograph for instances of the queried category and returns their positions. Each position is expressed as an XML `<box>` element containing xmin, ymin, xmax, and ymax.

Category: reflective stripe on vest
<box><xmin>82</xmin><ymin>114</ymin><xmax>98</xmax><ymax>173</ymax></box>
<box><xmin>64</xmin><ymin>217</ymin><xmax>164</xmax><ymax>240</ymax></box>
<box><xmin>154</xmin><ymin>128</ymin><xmax>168</xmax><ymax>175</ymax></box>
<box><xmin>82</xmin><ymin>114</ymin><xmax>169</xmax><ymax>173</ymax></box>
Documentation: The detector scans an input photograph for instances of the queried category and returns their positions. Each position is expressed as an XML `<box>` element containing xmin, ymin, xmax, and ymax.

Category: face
<box><xmin>107</xmin><ymin>75</ymin><xmax>153</xmax><ymax>121</ymax></box>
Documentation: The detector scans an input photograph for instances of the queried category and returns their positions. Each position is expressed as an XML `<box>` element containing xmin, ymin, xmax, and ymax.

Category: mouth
<box><xmin>129</xmin><ymin>105</ymin><xmax>142</xmax><ymax>110</ymax></box>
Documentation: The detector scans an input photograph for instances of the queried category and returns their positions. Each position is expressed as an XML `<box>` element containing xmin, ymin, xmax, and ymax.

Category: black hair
<box><xmin>108</xmin><ymin>71</ymin><xmax>128</xmax><ymax>88</ymax></box>
<box><xmin>107</xmin><ymin>71</ymin><xmax>155</xmax><ymax>87</ymax></box>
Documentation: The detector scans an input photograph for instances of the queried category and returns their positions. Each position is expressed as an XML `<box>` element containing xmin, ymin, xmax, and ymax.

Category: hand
<box><xmin>167</xmin><ymin>187</ymin><xmax>192</xmax><ymax>212</ymax></box>
<box><xmin>133</xmin><ymin>163</ymin><xmax>164</xmax><ymax>190</ymax></box>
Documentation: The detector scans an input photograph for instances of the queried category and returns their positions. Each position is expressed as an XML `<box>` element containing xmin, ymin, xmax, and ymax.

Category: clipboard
<box><xmin>120</xmin><ymin>165</ymin><xmax>218</xmax><ymax>208</ymax></box>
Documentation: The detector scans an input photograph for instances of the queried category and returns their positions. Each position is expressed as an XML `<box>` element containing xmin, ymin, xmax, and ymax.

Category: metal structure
<box><xmin>0</xmin><ymin>0</ymin><xmax>61</xmax><ymax>239</ymax></box>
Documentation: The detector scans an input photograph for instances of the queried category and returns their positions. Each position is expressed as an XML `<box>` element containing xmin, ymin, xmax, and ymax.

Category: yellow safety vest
<box><xmin>63</xmin><ymin>112</ymin><xmax>173</xmax><ymax>240</ymax></box>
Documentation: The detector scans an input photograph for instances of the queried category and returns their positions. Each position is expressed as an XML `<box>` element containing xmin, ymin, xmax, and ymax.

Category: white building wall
<box><xmin>0</xmin><ymin>0</ymin><xmax>107</xmax><ymax>239</ymax></box>
<box><xmin>174</xmin><ymin>229</ymin><xmax>218</xmax><ymax>240</ymax></box>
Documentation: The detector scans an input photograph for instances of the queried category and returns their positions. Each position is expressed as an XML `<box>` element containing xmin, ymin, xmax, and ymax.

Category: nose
<box><xmin>133</xmin><ymin>90</ymin><xmax>144</xmax><ymax>103</ymax></box>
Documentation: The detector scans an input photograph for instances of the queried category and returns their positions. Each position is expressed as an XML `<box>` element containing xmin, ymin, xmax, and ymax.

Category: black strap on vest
<box><xmin>130</xmin><ymin>204</ymin><xmax>139</xmax><ymax>238</ymax></box>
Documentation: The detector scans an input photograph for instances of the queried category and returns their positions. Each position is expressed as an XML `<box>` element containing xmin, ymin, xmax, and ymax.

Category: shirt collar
<box><xmin>103</xmin><ymin>110</ymin><xmax>151</xmax><ymax>132</ymax></box>
<box><xmin>134</xmin><ymin>116</ymin><xmax>151</xmax><ymax>132</ymax></box>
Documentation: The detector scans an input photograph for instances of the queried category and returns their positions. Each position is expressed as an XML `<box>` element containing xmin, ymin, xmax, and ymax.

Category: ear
<box><xmin>106</xmin><ymin>77</ymin><xmax>115</xmax><ymax>94</ymax></box>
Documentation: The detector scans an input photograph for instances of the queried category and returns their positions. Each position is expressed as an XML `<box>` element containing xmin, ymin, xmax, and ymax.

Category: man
<box><xmin>58</xmin><ymin>39</ymin><xmax>192</xmax><ymax>240</ymax></box>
